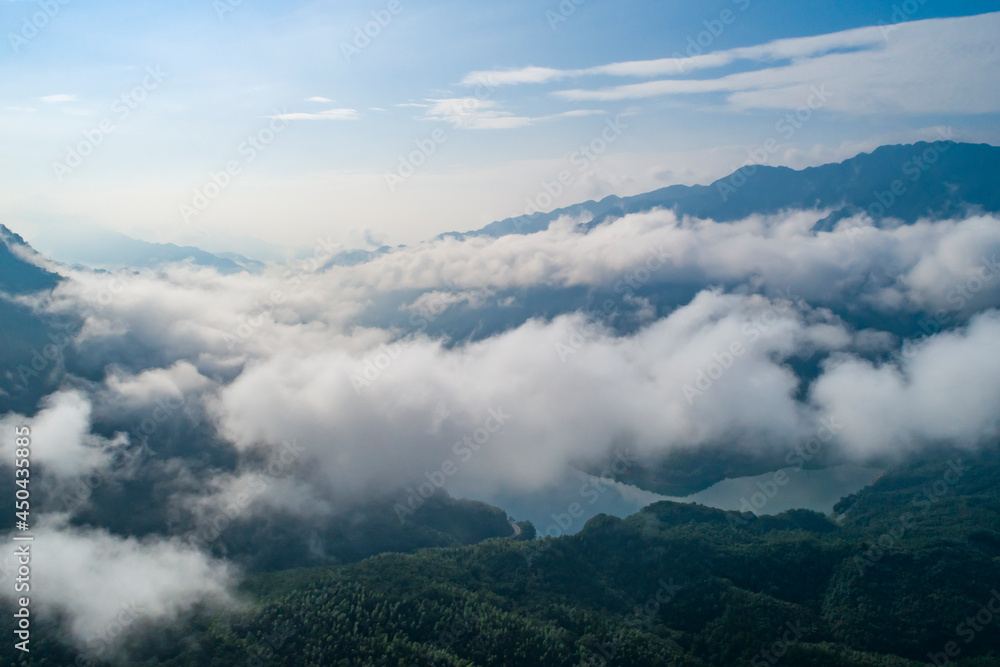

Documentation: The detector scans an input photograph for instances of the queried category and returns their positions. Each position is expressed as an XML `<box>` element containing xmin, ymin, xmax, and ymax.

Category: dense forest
<box><xmin>7</xmin><ymin>446</ymin><xmax>1000</xmax><ymax>666</ymax></box>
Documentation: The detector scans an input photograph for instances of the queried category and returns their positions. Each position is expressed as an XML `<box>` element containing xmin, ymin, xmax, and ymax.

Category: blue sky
<box><xmin>2</xmin><ymin>0</ymin><xmax>999</xmax><ymax>256</ymax></box>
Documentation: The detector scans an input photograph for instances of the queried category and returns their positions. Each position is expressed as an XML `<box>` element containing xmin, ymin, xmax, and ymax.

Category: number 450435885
<box><xmin>14</xmin><ymin>426</ymin><xmax>30</xmax><ymax>525</ymax></box>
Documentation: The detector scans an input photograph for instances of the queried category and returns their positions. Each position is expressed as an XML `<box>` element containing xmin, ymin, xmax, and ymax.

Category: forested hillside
<box><xmin>10</xmin><ymin>447</ymin><xmax>999</xmax><ymax>666</ymax></box>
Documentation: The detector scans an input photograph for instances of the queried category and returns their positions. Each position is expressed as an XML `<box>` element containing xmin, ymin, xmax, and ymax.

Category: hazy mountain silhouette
<box><xmin>446</xmin><ymin>141</ymin><xmax>1000</xmax><ymax>239</ymax></box>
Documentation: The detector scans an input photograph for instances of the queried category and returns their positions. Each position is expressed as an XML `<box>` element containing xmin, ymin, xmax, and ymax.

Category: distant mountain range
<box><xmin>305</xmin><ymin>141</ymin><xmax>1000</xmax><ymax>269</ymax></box>
<box><xmin>3</xmin><ymin>140</ymin><xmax>1000</xmax><ymax>466</ymax></box>
<box><xmin>445</xmin><ymin>141</ymin><xmax>1000</xmax><ymax>240</ymax></box>
<box><xmin>51</xmin><ymin>227</ymin><xmax>266</xmax><ymax>274</ymax></box>
<box><xmin>5</xmin><ymin>142</ymin><xmax>998</xmax><ymax>278</ymax></box>
<box><xmin>5</xmin><ymin>140</ymin><xmax>997</xmax><ymax>425</ymax></box>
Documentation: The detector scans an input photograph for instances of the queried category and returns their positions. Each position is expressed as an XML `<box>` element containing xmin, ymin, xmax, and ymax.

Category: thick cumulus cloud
<box><xmin>34</xmin><ymin>210</ymin><xmax>1000</xmax><ymax>354</ymax></box>
<box><xmin>0</xmin><ymin>520</ymin><xmax>235</xmax><ymax>652</ymax></box>
<box><xmin>214</xmin><ymin>290</ymin><xmax>847</xmax><ymax>499</ymax></box>
<box><xmin>321</xmin><ymin>210</ymin><xmax>1000</xmax><ymax>317</ymax></box>
<box><xmin>812</xmin><ymin>311</ymin><xmax>1000</xmax><ymax>460</ymax></box>
<box><xmin>19</xmin><ymin>208</ymin><xmax>1000</xmax><ymax>490</ymax></box>
<box><xmin>7</xmin><ymin>206</ymin><xmax>1000</xmax><ymax>650</ymax></box>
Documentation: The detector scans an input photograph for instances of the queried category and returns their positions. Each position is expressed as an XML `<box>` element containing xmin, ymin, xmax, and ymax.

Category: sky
<box><xmin>2</xmin><ymin>0</ymin><xmax>1000</xmax><ymax>256</ymax></box>
<box><xmin>4</xmin><ymin>3</ymin><xmax>1000</xmax><ymax>644</ymax></box>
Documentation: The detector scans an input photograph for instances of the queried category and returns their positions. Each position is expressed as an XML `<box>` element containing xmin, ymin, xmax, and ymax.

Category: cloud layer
<box><xmin>463</xmin><ymin>13</ymin><xmax>1000</xmax><ymax>114</ymax></box>
<box><xmin>5</xmin><ymin>204</ymin><xmax>1000</xmax><ymax>651</ymax></box>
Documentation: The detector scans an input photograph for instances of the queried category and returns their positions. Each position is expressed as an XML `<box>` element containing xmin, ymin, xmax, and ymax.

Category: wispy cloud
<box><xmin>305</xmin><ymin>96</ymin><xmax>333</xmax><ymax>102</ymax></box>
<box><xmin>40</xmin><ymin>94</ymin><xmax>78</xmax><ymax>103</ymax></box>
<box><xmin>422</xmin><ymin>98</ymin><xmax>603</xmax><ymax>130</ymax></box>
<box><xmin>462</xmin><ymin>13</ymin><xmax>1000</xmax><ymax>115</ymax></box>
<box><xmin>459</xmin><ymin>29</ymin><xmax>885</xmax><ymax>87</ymax></box>
<box><xmin>269</xmin><ymin>108</ymin><xmax>359</xmax><ymax>121</ymax></box>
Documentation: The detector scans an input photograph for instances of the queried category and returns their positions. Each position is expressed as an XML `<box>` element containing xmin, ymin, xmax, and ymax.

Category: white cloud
<box><xmin>460</xmin><ymin>28</ymin><xmax>886</xmax><ymax>86</ymax></box>
<box><xmin>461</xmin><ymin>66</ymin><xmax>570</xmax><ymax>87</ymax></box>
<box><xmin>463</xmin><ymin>13</ymin><xmax>1000</xmax><ymax>115</ymax></box>
<box><xmin>40</xmin><ymin>94</ymin><xmax>78</xmax><ymax>103</ymax></box>
<box><xmin>213</xmin><ymin>291</ymin><xmax>840</xmax><ymax>499</ymax></box>
<box><xmin>422</xmin><ymin>97</ymin><xmax>603</xmax><ymax>129</ymax></box>
<box><xmin>424</xmin><ymin>98</ymin><xmax>533</xmax><ymax>129</ymax></box>
<box><xmin>0</xmin><ymin>520</ymin><xmax>235</xmax><ymax>652</ymax></box>
<box><xmin>812</xmin><ymin>311</ymin><xmax>1000</xmax><ymax>459</ymax></box>
<box><xmin>104</xmin><ymin>361</ymin><xmax>211</xmax><ymax>408</ymax></box>
<box><xmin>0</xmin><ymin>390</ymin><xmax>121</xmax><ymax>481</ymax></box>
<box><xmin>20</xmin><ymin>207</ymin><xmax>1000</xmax><ymax>534</ymax></box>
<box><xmin>268</xmin><ymin>108</ymin><xmax>358</xmax><ymax>120</ymax></box>
<box><xmin>305</xmin><ymin>96</ymin><xmax>333</xmax><ymax>102</ymax></box>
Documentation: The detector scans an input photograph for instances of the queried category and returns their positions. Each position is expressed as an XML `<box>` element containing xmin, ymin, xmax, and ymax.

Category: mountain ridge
<box><xmin>442</xmin><ymin>140</ymin><xmax>1000</xmax><ymax>242</ymax></box>
<box><xmin>0</xmin><ymin>224</ymin><xmax>62</xmax><ymax>295</ymax></box>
